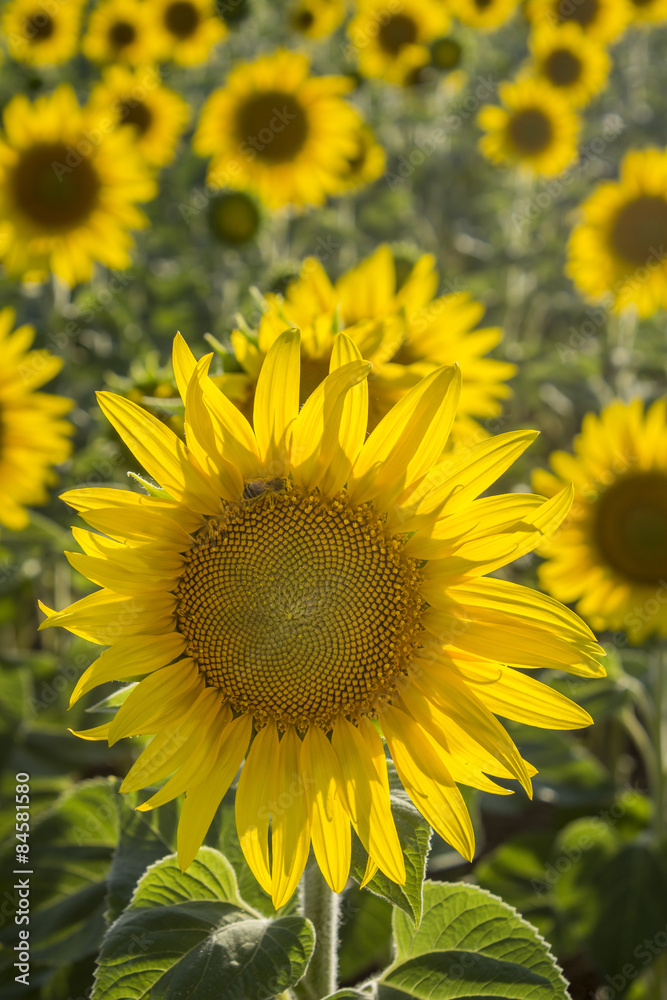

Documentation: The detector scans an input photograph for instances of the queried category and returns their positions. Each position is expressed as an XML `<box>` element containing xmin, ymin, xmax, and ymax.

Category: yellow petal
<box><xmin>236</xmin><ymin>722</ymin><xmax>278</xmax><ymax>896</ymax></box>
<box><xmin>177</xmin><ymin>713</ymin><xmax>252</xmax><ymax>871</ymax></box>
<box><xmin>301</xmin><ymin>726</ymin><xmax>351</xmax><ymax>894</ymax></box>
<box><xmin>185</xmin><ymin>357</ymin><xmax>245</xmax><ymax>501</ymax></box>
<box><xmin>332</xmin><ymin>716</ymin><xmax>405</xmax><ymax>885</ymax></box>
<box><xmin>348</xmin><ymin>364</ymin><xmax>461</xmax><ymax>510</ymax></box>
<box><xmin>96</xmin><ymin>391</ymin><xmax>223</xmax><ymax>516</ymax></box>
<box><xmin>253</xmin><ymin>328</ymin><xmax>300</xmax><ymax>477</ymax></box>
<box><xmin>291</xmin><ymin>360</ymin><xmax>371</xmax><ymax>494</ymax></box>
<box><xmin>382</xmin><ymin>705</ymin><xmax>475</xmax><ymax>862</ymax></box>
<box><xmin>70</xmin><ymin>632</ymin><xmax>187</xmax><ymax>706</ymax></box>
<box><xmin>108</xmin><ymin>659</ymin><xmax>202</xmax><ymax>744</ymax></box>
<box><xmin>272</xmin><ymin>725</ymin><xmax>311</xmax><ymax>908</ymax></box>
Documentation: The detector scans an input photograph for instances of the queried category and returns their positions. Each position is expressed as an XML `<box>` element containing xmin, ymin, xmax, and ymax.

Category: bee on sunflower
<box><xmin>89</xmin><ymin>66</ymin><xmax>190</xmax><ymax>169</ymax></box>
<box><xmin>222</xmin><ymin>245</ymin><xmax>515</xmax><ymax>439</ymax></box>
<box><xmin>192</xmin><ymin>49</ymin><xmax>372</xmax><ymax>209</ymax></box>
<box><xmin>347</xmin><ymin>0</ymin><xmax>450</xmax><ymax>85</ymax></box>
<box><xmin>478</xmin><ymin>78</ymin><xmax>581</xmax><ymax>176</ymax></box>
<box><xmin>41</xmin><ymin>330</ymin><xmax>603</xmax><ymax>908</ymax></box>
<box><xmin>524</xmin><ymin>22</ymin><xmax>611</xmax><ymax>107</ymax></box>
<box><xmin>0</xmin><ymin>85</ymin><xmax>157</xmax><ymax>286</ymax></box>
<box><xmin>567</xmin><ymin>148</ymin><xmax>667</xmax><ymax>317</ymax></box>
<box><xmin>2</xmin><ymin>0</ymin><xmax>84</xmax><ymax>65</ymax></box>
<box><xmin>534</xmin><ymin>399</ymin><xmax>667</xmax><ymax>644</ymax></box>
<box><xmin>0</xmin><ymin>309</ymin><xmax>73</xmax><ymax>531</ymax></box>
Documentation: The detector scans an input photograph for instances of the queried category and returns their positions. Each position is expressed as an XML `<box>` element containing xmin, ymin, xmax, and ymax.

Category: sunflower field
<box><xmin>1</xmin><ymin>0</ymin><xmax>667</xmax><ymax>998</ymax></box>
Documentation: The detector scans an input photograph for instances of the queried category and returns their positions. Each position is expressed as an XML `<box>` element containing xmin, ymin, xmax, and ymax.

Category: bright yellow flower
<box><xmin>335</xmin><ymin>124</ymin><xmax>386</xmax><ymax>192</ymax></box>
<box><xmin>567</xmin><ymin>148</ymin><xmax>667</xmax><ymax>317</ymax></box>
<box><xmin>41</xmin><ymin>330</ymin><xmax>603</xmax><ymax>907</ymax></box>
<box><xmin>450</xmin><ymin>0</ymin><xmax>519</xmax><ymax>32</ymax></box>
<box><xmin>525</xmin><ymin>22</ymin><xmax>611</xmax><ymax>107</ymax></box>
<box><xmin>82</xmin><ymin>0</ymin><xmax>162</xmax><ymax>64</ymax></box>
<box><xmin>534</xmin><ymin>399</ymin><xmax>667</xmax><ymax>644</ymax></box>
<box><xmin>149</xmin><ymin>0</ymin><xmax>227</xmax><ymax>66</ymax></box>
<box><xmin>627</xmin><ymin>0</ymin><xmax>667</xmax><ymax>23</ymax></box>
<box><xmin>0</xmin><ymin>85</ymin><xmax>157</xmax><ymax>286</ymax></box>
<box><xmin>289</xmin><ymin>0</ymin><xmax>347</xmax><ymax>38</ymax></box>
<box><xmin>89</xmin><ymin>66</ymin><xmax>190</xmax><ymax>168</ymax></box>
<box><xmin>526</xmin><ymin>0</ymin><xmax>630</xmax><ymax>42</ymax></box>
<box><xmin>2</xmin><ymin>0</ymin><xmax>84</xmax><ymax>65</ymax></box>
<box><xmin>0</xmin><ymin>308</ymin><xmax>73</xmax><ymax>531</ymax></box>
<box><xmin>478</xmin><ymin>78</ymin><xmax>581</xmax><ymax>177</ymax></box>
<box><xmin>348</xmin><ymin>0</ymin><xmax>450</xmax><ymax>84</ymax></box>
<box><xmin>222</xmin><ymin>245</ymin><xmax>515</xmax><ymax>440</ymax></box>
<box><xmin>193</xmin><ymin>50</ymin><xmax>365</xmax><ymax>209</ymax></box>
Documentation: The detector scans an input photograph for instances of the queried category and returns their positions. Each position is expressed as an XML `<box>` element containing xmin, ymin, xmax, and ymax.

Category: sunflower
<box><xmin>223</xmin><ymin>245</ymin><xmax>515</xmax><ymax>438</ymax></box>
<box><xmin>566</xmin><ymin>149</ymin><xmax>667</xmax><ymax>317</ymax></box>
<box><xmin>89</xmin><ymin>66</ymin><xmax>190</xmax><ymax>169</ymax></box>
<box><xmin>533</xmin><ymin>399</ymin><xmax>667</xmax><ymax>644</ymax></box>
<box><xmin>335</xmin><ymin>124</ymin><xmax>386</xmax><ymax>192</ymax></box>
<box><xmin>0</xmin><ymin>308</ymin><xmax>73</xmax><ymax>531</ymax></box>
<box><xmin>0</xmin><ymin>85</ymin><xmax>157</xmax><ymax>286</ymax></box>
<box><xmin>192</xmin><ymin>49</ymin><xmax>364</xmax><ymax>209</ymax></box>
<box><xmin>2</xmin><ymin>0</ymin><xmax>84</xmax><ymax>65</ymax></box>
<box><xmin>41</xmin><ymin>330</ymin><xmax>603</xmax><ymax>907</ymax></box>
<box><xmin>450</xmin><ymin>0</ymin><xmax>519</xmax><ymax>32</ymax></box>
<box><xmin>525</xmin><ymin>23</ymin><xmax>611</xmax><ymax>107</ymax></box>
<box><xmin>526</xmin><ymin>0</ymin><xmax>630</xmax><ymax>42</ymax></box>
<box><xmin>478</xmin><ymin>78</ymin><xmax>580</xmax><ymax>177</ymax></box>
<box><xmin>82</xmin><ymin>0</ymin><xmax>161</xmax><ymax>64</ymax></box>
<box><xmin>627</xmin><ymin>0</ymin><xmax>667</xmax><ymax>23</ymax></box>
<box><xmin>289</xmin><ymin>0</ymin><xmax>347</xmax><ymax>38</ymax></box>
<box><xmin>150</xmin><ymin>0</ymin><xmax>227</xmax><ymax>66</ymax></box>
<box><xmin>348</xmin><ymin>0</ymin><xmax>450</xmax><ymax>85</ymax></box>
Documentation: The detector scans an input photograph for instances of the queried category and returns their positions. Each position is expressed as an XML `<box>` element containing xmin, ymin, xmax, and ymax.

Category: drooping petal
<box><xmin>301</xmin><ymin>726</ymin><xmax>351</xmax><ymax>894</ymax></box>
<box><xmin>177</xmin><ymin>713</ymin><xmax>253</xmax><ymax>872</ymax></box>
<box><xmin>272</xmin><ymin>725</ymin><xmax>311</xmax><ymax>909</ymax></box>
<box><xmin>236</xmin><ymin>722</ymin><xmax>279</xmax><ymax>896</ymax></box>
<box><xmin>332</xmin><ymin>715</ymin><xmax>405</xmax><ymax>885</ymax></box>
<box><xmin>382</xmin><ymin>705</ymin><xmax>475</xmax><ymax>862</ymax></box>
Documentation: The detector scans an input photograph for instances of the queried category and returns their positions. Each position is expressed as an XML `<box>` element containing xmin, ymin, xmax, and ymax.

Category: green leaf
<box><xmin>338</xmin><ymin>885</ymin><xmax>393</xmax><ymax>984</ymax></box>
<box><xmin>350</xmin><ymin>760</ymin><xmax>431</xmax><ymax>924</ymax></box>
<box><xmin>105</xmin><ymin>792</ymin><xmax>179</xmax><ymax>922</ymax></box>
<box><xmin>93</xmin><ymin>847</ymin><xmax>315</xmax><ymax>1000</ymax></box>
<box><xmin>389</xmin><ymin>881</ymin><xmax>568</xmax><ymax>1000</ymax></box>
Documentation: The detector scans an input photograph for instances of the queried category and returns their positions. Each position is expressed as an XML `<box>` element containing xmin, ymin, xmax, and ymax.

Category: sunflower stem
<box><xmin>652</xmin><ymin>643</ymin><xmax>667</xmax><ymax>842</ymax></box>
<box><xmin>298</xmin><ymin>857</ymin><xmax>339</xmax><ymax>999</ymax></box>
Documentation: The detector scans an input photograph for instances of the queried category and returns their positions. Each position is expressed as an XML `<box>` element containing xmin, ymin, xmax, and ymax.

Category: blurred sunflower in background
<box><xmin>626</xmin><ymin>0</ymin><xmax>667</xmax><ymax>23</ymax></box>
<box><xmin>450</xmin><ymin>0</ymin><xmax>519</xmax><ymax>33</ymax></box>
<box><xmin>567</xmin><ymin>148</ymin><xmax>667</xmax><ymax>316</ymax></box>
<box><xmin>527</xmin><ymin>0</ymin><xmax>630</xmax><ymax>42</ymax></box>
<box><xmin>348</xmin><ymin>0</ymin><xmax>450</xmax><ymax>84</ymax></box>
<box><xmin>0</xmin><ymin>309</ymin><xmax>73</xmax><ymax>532</ymax></box>
<box><xmin>208</xmin><ymin>190</ymin><xmax>262</xmax><ymax>245</ymax></box>
<box><xmin>525</xmin><ymin>22</ymin><xmax>611</xmax><ymax>106</ymax></box>
<box><xmin>336</xmin><ymin>123</ymin><xmax>386</xmax><ymax>192</ymax></box>
<box><xmin>534</xmin><ymin>399</ymin><xmax>667</xmax><ymax>644</ymax></box>
<box><xmin>82</xmin><ymin>0</ymin><xmax>161</xmax><ymax>64</ymax></box>
<box><xmin>193</xmin><ymin>49</ymin><xmax>367</xmax><ymax>209</ymax></box>
<box><xmin>478</xmin><ymin>78</ymin><xmax>581</xmax><ymax>176</ymax></box>
<box><xmin>288</xmin><ymin>0</ymin><xmax>347</xmax><ymax>38</ymax></box>
<box><xmin>89</xmin><ymin>65</ymin><xmax>190</xmax><ymax>168</ymax></box>
<box><xmin>224</xmin><ymin>245</ymin><xmax>515</xmax><ymax>437</ymax></box>
<box><xmin>2</xmin><ymin>0</ymin><xmax>84</xmax><ymax>65</ymax></box>
<box><xmin>0</xmin><ymin>85</ymin><xmax>157</xmax><ymax>285</ymax></box>
<box><xmin>150</xmin><ymin>0</ymin><xmax>227</xmax><ymax>65</ymax></box>
<box><xmin>41</xmin><ymin>330</ymin><xmax>603</xmax><ymax>908</ymax></box>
